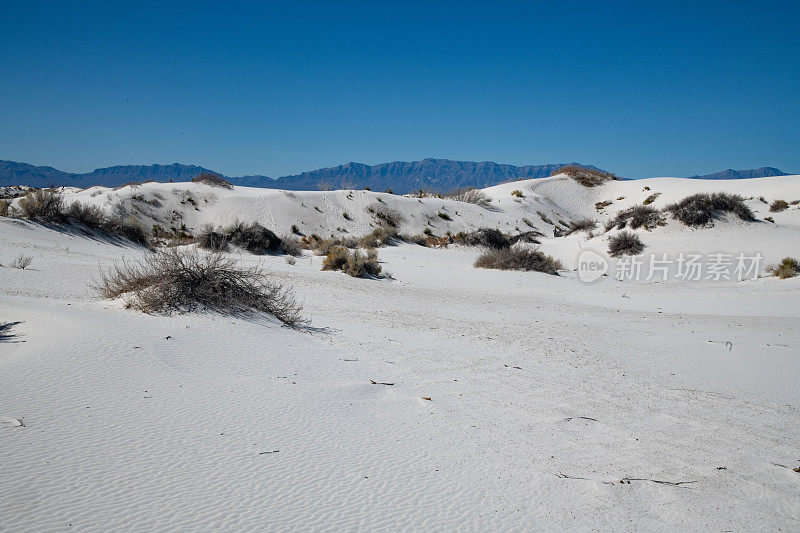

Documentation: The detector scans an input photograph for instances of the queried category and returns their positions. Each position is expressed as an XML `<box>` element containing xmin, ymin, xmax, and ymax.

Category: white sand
<box><xmin>1</xmin><ymin>175</ymin><xmax>799</xmax><ymax>531</ymax></box>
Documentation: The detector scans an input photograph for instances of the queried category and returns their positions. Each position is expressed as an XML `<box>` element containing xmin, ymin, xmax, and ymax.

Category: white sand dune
<box><xmin>1</xmin><ymin>174</ymin><xmax>799</xmax><ymax>531</ymax></box>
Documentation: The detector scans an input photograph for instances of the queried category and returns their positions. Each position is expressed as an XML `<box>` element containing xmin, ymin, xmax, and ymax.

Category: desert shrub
<box><xmin>608</xmin><ymin>231</ymin><xmax>644</xmax><ymax>257</ymax></box>
<box><xmin>104</xmin><ymin>216</ymin><xmax>151</xmax><ymax>246</ymax></box>
<box><xmin>96</xmin><ymin>248</ymin><xmax>303</xmax><ymax>324</ymax></box>
<box><xmin>0</xmin><ymin>199</ymin><xmax>10</xmax><ymax>216</ymax></box>
<box><xmin>770</xmin><ymin>199</ymin><xmax>789</xmax><ymax>212</ymax></box>
<box><xmin>595</xmin><ymin>200</ymin><xmax>612</xmax><ymax>211</ymax></box>
<box><xmin>11</xmin><ymin>255</ymin><xmax>32</xmax><ymax>269</ymax></box>
<box><xmin>65</xmin><ymin>202</ymin><xmax>107</xmax><ymax>227</ymax></box>
<box><xmin>564</xmin><ymin>218</ymin><xmax>597</xmax><ymax>236</ymax></box>
<box><xmin>437</xmin><ymin>212</ymin><xmax>452</xmax><ymax>221</ymax></box>
<box><xmin>606</xmin><ymin>205</ymin><xmax>662</xmax><ymax>231</ymax></box>
<box><xmin>767</xmin><ymin>257</ymin><xmax>799</xmax><ymax>279</ymax></box>
<box><xmin>553</xmin><ymin>165</ymin><xmax>618</xmax><ymax>187</ymax></box>
<box><xmin>280</xmin><ymin>235</ymin><xmax>304</xmax><ymax>256</ymax></box>
<box><xmin>765</xmin><ymin>216</ymin><xmax>775</xmax><ymax>223</ymax></box>
<box><xmin>642</xmin><ymin>192</ymin><xmax>661</xmax><ymax>205</ymax></box>
<box><xmin>447</xmin><ymin>187</ymin><xmax>491</xmax><ymax>208</ymax></box>
<box><xmin>360</xmin><ymin>226</ymin><xmax>398</xmax><ymax>248</ymax></box>
<box><xmin>399</xmin><ymin>233</ymin><xmax>428</xmax><ymax>246</ymax></box>
<box><xmin>511</xmin><ymin>189</ymin><xmax>524</xmax><ymax>198</ymax></box>
<box><xmin>226</xmin><ymin>222</ymin><xmax>282</xmax><ymax>254</ymax></box>
<box><xmin>291</xmin><ymin>224</ymin><xmax>301</xmax><ymax>234</ymax></box>
<box><xmin>507</xmin><ymin>231</ymin><xmax>542</xmax><ymax>245</ymax></box>
<box><xmin>197</xmin><ymin>225</ymin><xmax>229</xmax><ymax>252</ymax></box>
<box><xmin>16</xmin><ymin>189</ymin><xmax>64</xmax><ymax>221</ymax></box>
<box><xmin>457</xmin><ymin>228</ymin><xmax>510</xmax><ymax>249</ymax></box>
<box><xmin>321</xmin><ymin>246</ymin><xmax>382</xmax><ymax>278</ymax></box>
<box><xmin>665</xmin><ymin>192</ymin><xmax>755</xmax><ymax>226</ymax></box>
<box><xmin>192</xmin><ymin>172</ymin><xmax>233</xmax><ymax>189</ymax></box>
<box><xmin>474</xmin><ymin>246</ymin><xmax>562</xmax><ymax>274</ymax></box>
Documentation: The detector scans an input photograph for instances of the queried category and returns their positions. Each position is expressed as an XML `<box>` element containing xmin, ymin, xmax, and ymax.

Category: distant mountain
<box><xmin>685</xmin><ymin>167</ymin><xmax>788</xmax><ymax>180</ymax></box>
<box><xmin>0</xmin><ymin>159</ymin><xmax>603</xmax><ymax>193</ymax></box>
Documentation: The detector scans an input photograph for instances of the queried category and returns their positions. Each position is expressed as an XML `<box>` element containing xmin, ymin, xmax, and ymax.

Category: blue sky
<box><xmin>1</xmin><ymin>1</ymin><xmax>798</xmax><ymax>178</ymax></box>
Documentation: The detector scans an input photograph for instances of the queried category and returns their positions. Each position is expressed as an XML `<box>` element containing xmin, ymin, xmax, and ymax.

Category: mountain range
<box><xmin>0</xmin><ymin>159</ymin><xmax>790</xmax><ymax>193</ymax></box>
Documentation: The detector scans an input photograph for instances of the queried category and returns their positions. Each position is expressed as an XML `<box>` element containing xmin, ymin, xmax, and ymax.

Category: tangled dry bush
<box><xmin>96</xmin><ymin>248</ymin><xmax>304</xmax><ymax>324</ymax></box>
<box><xmin>767</xmin><ymin>257</ymin><xmax>799</xmax><ymax>279</ymax></box>
<box><xmin>0</xmin><ymin>199</ymin><xmax>10</xmax><ymax>216</ymax></box>
<box><xmin>192</xmin><ymin>172</ymin><xmax>233</xmax><ymax>189</ymax></box>
<box><xmin>456</xmin><ymin>228</ymin><xmax>510</xmax><ymax>249</ymax></box>
<box><xmin>608</xmin><ymin>231</ymin><xmax>644</xmax><ymax>257</ymax></box>
<box><xmin>474</xmin><ymin>246</ymin><xmax>562</xmax><ymax>274</ymax></box>
<box><xmin>197</xmin><ymin>222</ymin><xmax>282</xmax><ymax>254</ymax></box>
<box><xmin>553</xmin><ymin>165</ymin><xmax>618</xmax><ymax>187</ymax></box>
<box><xmin>322</xmin><ymin>246</ymin><xmax>383</xmax><ymax>278</ymax></box>
<box><xmin>665</xmin><ymin>192</ymin><xmax>755</xmax><ymax>226</ymax></box>
<box><xmin>16</xmin><ymin>189</ymin><xmax>64</xmax><ymax>220</ymax></box>
<box><xmin>360</xmin><ymin>226</ymin><xmax>398</xmax><ymax>248</ymax></box>
<box><xmin>769</xmin><ymin>199</ymin><xmax>789</xmax><ymax>212</ymax></box>
<box><xmin>446</xmin><ymin>187</ymin><xmax>492</xmax><ymax>209</ymax></box>
<box><xmin>605</xmin><ymin>205</ymin><xmax>663</xmax><ymax>231</ymax></box>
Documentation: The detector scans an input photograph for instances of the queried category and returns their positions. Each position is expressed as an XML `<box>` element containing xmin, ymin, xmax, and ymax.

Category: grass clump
<box><xmin>605</xmin><ymin>205</ymin><xmax>663</xmax><ymax>231</ymax></box>
<box><xmin>192</xmin><ymin>172</ymin><xmax>233</xmax><ymax>189</ymax></box>
<box><xmin>769</xmin><ymin>199</ymin><xmax>789</xmax><ymax>212</ymax></box>
<box><xmin>96</xmin><ymin>248</ymin><xmax>304</xmax><ymax>324</ymax></box>
<box><xmin>511</xmin><ymin>189</ymin><xmax>524</xmax><ymax>198</ymax></box>
<box><xmin>11</xmin><ymin>255</ymin><xmax>32</xmax><ymax>269</ymax></box>
<box><xmin>553</xmin><ymin>165</ymin><xmax>618</xmax><ymax>187</ymax></box>
<box><xmin>446</xmin><ymin>187</ymin><xmax>491</xmax><ymax>209</ymax></box>
<box><xmin>360</xmin><ymin>226</ymin><xmax>398</xmax><ymax>248</ymax></box>
<box><xmin>322</xmin><ymin>246</ymin><xmax>383</xmax><ymax>278</ymax></box>
<box><xmin>564</xmin><ymin>218</ymin><xmax>597</xmax><ymax>236</ymax></box>
<box><xmin>665</xmin><ymin>192</ymin><xmax>755</xmax><ymax>227</ymax></box>
<box><xmin>608</xmin><ymin>231</ymin><xmax>644</xmax><ymax>257</ymax></box>
<box><xmin>767</xmin><ymin>257</ymin><xmax>799</xmax><ymax>279</ymax></box>
<box><xmin>474</xmin><ymin>246</ymin><xmax>562</xmax><ymax>274</ymax></box>
<box><xmin>642</xmin><ymin>192</ymin><xmax>661</xmax><ymax>205</ymax></box>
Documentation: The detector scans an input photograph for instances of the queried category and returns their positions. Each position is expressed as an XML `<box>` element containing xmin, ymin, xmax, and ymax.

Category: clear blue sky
<box><xmin>1</xmin><ymin>1</ymin><xmax>798</xmax><ymax>178</ymax></box>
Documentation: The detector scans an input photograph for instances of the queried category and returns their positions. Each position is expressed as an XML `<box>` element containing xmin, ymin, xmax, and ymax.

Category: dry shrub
<box><xmin>507</xmin><ymin>231</ymin><xmax>542</xmax><ymax>245</ymax></box>
<box><xmin>770</xmin><ymin>199</ymin><xmax>789</xmax><ymax>212</ymax></box>
<box><xmin>605</xmin><ymin>205</ymin><xmax>663</xmax><ymax>231</ymax></box>
<box><xmin>642</xmin><ymin>192</ymin><xmax>661</xmax><ymax>205</ymax></box>
<box><xmin>16</xmin><ymin>189</ymin><xmax>64</xmax><ymax>220</ymax></box>
<box><xmin>322</xmin><ymin>246</ymin><xmax>382</xmax><ymax>278</ymax></box>
<box><xmin>665</xmin><ymin>192</ymin><xmax>755</xmax><ymax>226</ymax></box>
<box><xmin>226</xmin><ymin>222</ymin><xmax>282</xmax><ymax>254</ymax></box>
<box><xmin>554</xmin><ymin>165</ymin><xmax>618</xmax><ymax>187</ymax></box>
<box><xmin>0</xmin><ymin>199</ymin><xmax>10</xmax><ymax>216</ymax></box>
<box><xmin>447</xmin><ymin>187</ymin><xmax>492</xmax><ymax>208</ymax></box>
<box><xmin>360</xmin><ymin>226</ymin><xmax>398</xmax><ymax>248</ymax></box>
<box><xmin>280</xmin><ymin>235</ymin><xmax>304</xmax><ymax>256</ymax></box>
<box><xmin>96</xmin><ymin>248</ymin><xmax>304</xmax><ymax>324</ymax></box>
<box><xmin>564</xmin><ymin>218</ymin><xmax>597</xmax><ymax>236</ymax></box>
<box><xmin>511</xmin><ymin>189</ymin><xmax>523</xmax><ymax>198</ymax></box>
<box><xmin>192</xmin><ymin>172</ymin><xmax>233</xmax><ymax>189</ymax></box>
<box><xmin>367</xmin><ymin>204</ymin><xmax>404</xmax><ymax>228</ymax></box>
<box><xmin>474</xmin><ymin>246</ymin><xmax>562</xmax><ymax>274</ymax></box>
<box><xmin>608</xmin><ymin>231</ymin><xmax>644</xmax><ymax>257</ymax></box>
<box><xmin>457</xmin><ymin>228</ymin><xmax>510</xmax><ymax>249</ymax></box>
<box><xmin>197</xmin><ymin>225</ymin><xmax>229</xmax><ymax>252</ymax></box>
<box><xmin>11</xmin><ymin>255</ymin><xmax>32</xmax><ymax>269</ymax></box>
<box><xmin>767</xmin><ymin>257</ymin><xmax>799</xmax><ymax>279</ymax></box>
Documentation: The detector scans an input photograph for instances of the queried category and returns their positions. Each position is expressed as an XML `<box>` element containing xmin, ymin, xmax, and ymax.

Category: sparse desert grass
<box><xmin>11</xmin><ymin>255</ymin><xmax>32</xmax><ymax>269</ymax></box>
<box><xmin>608</xmin><ymin>231</ymin><xmax>644</xmax><ymax>257</ymax></box>
<box><xmin>554</xmin><ymin>165</ymin><xmax>618</xmax><ymax>187</ymax></box>
<box><xmin>665</xmin><ymin>192</ymin><xmax>755</xmax><ymax>226</ymax></box>
<box><xmin>474</xmin><ymin>246</ymin><xmax>562</xmax><ymax>274</ymax></box>
<box><xmin>366</xmin><ymin>204</ymin><xmax>404</xmax><ymax>228</ymax></box>
<box><xmin>564</xmin><ymin>218</ymin><xmax>597</xmax><ymax>236</ymax></box>
<box><xmin>605</xmin><ymin>205</ymin><xmax>663</xmax><ymax>231</ymax></box>
<box><xmin>446</xmin><ymin>187</ymin><xmax>492</xmax><ymax>209</ymax></box>
<box><xmin>192</xmin><ymin>172</ymin><xmax>233</xmax><ymax>189</ymax></box>
<box><xmin>536</xmin><ymin>211</ymin><xmax>554</xmax><ymax>225</ymax></box>
<box><xmin>767</xmin><ymin>257</ymin><xmax>799</xmax><ymax>279</ymax></box>
<box><xmin>322</xmin><ymin>246</ymin><xmax>383</xmax><ymax>278</ymax></box>
<box><xmin>96</xmin><ymin>247</ymin><xmax>304</xmax><ymax>324</ymax></box>
<box><xmin>770</xmin><ymin>199</ymin><xmax>789</xmax><ymax>212</ymax></box>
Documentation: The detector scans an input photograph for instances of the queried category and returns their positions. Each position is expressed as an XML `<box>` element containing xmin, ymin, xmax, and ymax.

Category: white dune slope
<box><xmin>1</xmin><ymin>174</ymin><xmax>799</xmax><ymax>531</ymax></box>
